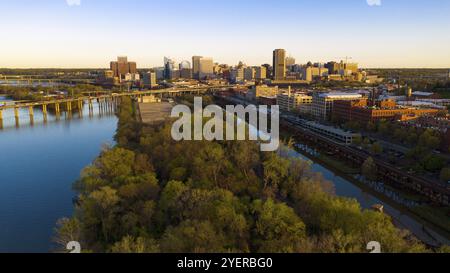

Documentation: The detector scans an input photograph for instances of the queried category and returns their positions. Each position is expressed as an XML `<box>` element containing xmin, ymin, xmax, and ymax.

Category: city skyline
<box><xmin>1</xmin><ymin>0</ymin><xmax>450</xmax><ymax>68</ymax></box>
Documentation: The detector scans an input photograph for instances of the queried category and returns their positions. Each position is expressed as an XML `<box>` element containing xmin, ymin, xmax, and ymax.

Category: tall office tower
<box><xmin>117</xmin><ymin>56</ymin><xmax>128</xmax><ymax>63</ymax></box>
<box><xmin>128</xmin><ymin>62</ymin><xmax>137</xmax><ymax>74</ymax></box>
<box><xmin>192</xmin><ymin>56</ymin><xmax>203</xmax><ymax>79</ymax></box>
<box><xmin>230</xmin><ymin>67</ymin><xmax>244</xmax><ymax>83</ymax></box>
<box><xmin>273</xmin><ymin>49</ymin><xmax>286</xmax><ymax>80</ymax></box>
<box><xmin>143</xmin><ymin>72</ymin><xmax>157</xmax><ymax>88</ymax></box>
<box><xmin>244</xmin><ymin>67</ymin><xmax>255</xmax><ymax>81</ymax></box>
<box><xmin>255</xmin><ymin>66</ymin><xmax>267</xmax><ymax>80</ymax></box>
<box><xmin>164</xmin><ymin>57</ymin><xmax>176</xmax><ymax>79</ymax></box>
<box><xmin>285</xmin><ymin>56</ymin><xmax>296</xmax><ymax>67</ymax></box>
<box><xmin>199</xmin><ymin>57</ymin><xmax>214</xmax><ymax>79</ymax></box>
<box><xmin>110</xmin><ymin>56</ymin><xmax>138</xmax><ymax>81</ymax></box>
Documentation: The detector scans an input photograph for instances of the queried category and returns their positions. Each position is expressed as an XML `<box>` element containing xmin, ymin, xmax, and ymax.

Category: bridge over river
<box><xmin>0</xmin><ymin>85</ymin><xmax>234</xmax><ymax>128</ymax></box>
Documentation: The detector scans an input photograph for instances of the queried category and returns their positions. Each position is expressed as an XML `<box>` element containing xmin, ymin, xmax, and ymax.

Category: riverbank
<box><xmin>279</xmin><ymin>128</ymin><xmax>450</xmax><ymax>245</ymax></box>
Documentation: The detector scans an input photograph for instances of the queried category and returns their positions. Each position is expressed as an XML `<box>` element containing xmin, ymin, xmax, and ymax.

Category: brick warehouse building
<box><xmin>333</xmin><ymin>99</ymin><xmax>443</xmax><ymax>124</ymax></box>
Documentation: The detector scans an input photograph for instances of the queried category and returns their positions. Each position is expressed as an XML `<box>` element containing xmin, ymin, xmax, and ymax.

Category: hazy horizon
<box><xmin>1</xmin><ymin>0</ymin><xmax>450</xmax><ymax>69</ymax></box>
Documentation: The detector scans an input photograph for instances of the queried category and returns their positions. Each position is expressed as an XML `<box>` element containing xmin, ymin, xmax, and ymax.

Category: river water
<box><xmin>0</xmin><ymin>95</ymin><xmax>448</xmax><ymax>252</ymax></box>
<box><xmin>0</xmin><ymin>96</ymin><xmax>117</xmax><ymax>252</ymax></box>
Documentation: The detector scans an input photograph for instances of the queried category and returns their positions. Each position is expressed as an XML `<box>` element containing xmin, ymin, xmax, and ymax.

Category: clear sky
<box><xmin>1</xmin><ymin>0</ymin><xmax>449</xmax><ymax>68</ymax></box>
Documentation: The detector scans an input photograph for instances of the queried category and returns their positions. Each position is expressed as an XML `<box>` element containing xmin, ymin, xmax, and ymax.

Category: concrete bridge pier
<box><xmin>66</xmin><ymin>101</ymin><xmax>72</xmax><ymax>113</ymax></box>
<box><xmin>0</xmin><ymin>110</ymin><xmax>3</xmax><ymax>129</ymax></box>
<box><xmin>55</xmin><ymin>103</ymin><xmax>61</xmax><ymax>120</ymax></box>
<box><xmin>14</xmin><ymin>107</ymin><xmax>20</xmax><ymax>127</ymax></box>
<box><xmin>78</xmin><ymin>99</ymin><xmax>83</xmax><ymax>117</ymax></box>
<box><xmin>29</xmin><ymin>106</ymin><xmax>34</xmax><ymax>125</ymax></box>
<box><xmin>42</xmin><ymin>104</ymin><xmax>48</xmax><ymax>123</ymax></box>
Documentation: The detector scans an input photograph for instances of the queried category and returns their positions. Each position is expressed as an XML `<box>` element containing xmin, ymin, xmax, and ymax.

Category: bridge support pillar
<box><xmin>14</xmin><ymin>107</ymin><xmax>20</xmax><ymax>127</ymax></box>
<box><xmin>42</xmin><ymin>104</ymin><xmax>48</xmax><ymax>122</ymax></box>
<box><xmin>29</xmin><ymin>106</ymin><xmax>34</xmax><ymax>125</ymax></box>
<box><xmin>0</xmin><ymin>110</ymin><xmax>3</xmax><ymax>129</ymax></box>
<box><xmin>78</xmin><ymin>99</ymin><xmax>83</xmax><ymax>116</ymax></box>
<box><xmin>55</xmin><ymin>103</ymin><xmax>60</xmax><ymax>119</ymax></box>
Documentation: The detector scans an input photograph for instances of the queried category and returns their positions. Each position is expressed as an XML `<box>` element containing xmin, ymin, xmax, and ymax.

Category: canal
<box><xmin>0</xmin><ymin>95</ymin><xmax>448</xmax><ymax>252</ymax></box>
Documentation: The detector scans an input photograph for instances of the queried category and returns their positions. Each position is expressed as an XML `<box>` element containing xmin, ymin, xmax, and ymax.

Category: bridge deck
<box><xmin>0</xmin><ymin>85</ymin><xmax>235</xmax><ymax>111</ymax></box>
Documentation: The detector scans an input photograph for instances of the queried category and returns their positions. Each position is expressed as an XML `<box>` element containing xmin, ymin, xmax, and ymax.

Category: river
<box><xmin>0</xmin><ymin>95</ymin><xmax>448</xmax><ymax>252</ymax></box>
<box><xmin>0</xmin><ymin>96</ymin><xmax>117</xmax><ymax>252</ymax></box>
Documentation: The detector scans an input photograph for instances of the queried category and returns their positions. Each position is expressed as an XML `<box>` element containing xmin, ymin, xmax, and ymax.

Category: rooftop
<box><xmin>318</xmin><ymin>92</ymin><xmax>362</xmax><ymax>99</ymax></box>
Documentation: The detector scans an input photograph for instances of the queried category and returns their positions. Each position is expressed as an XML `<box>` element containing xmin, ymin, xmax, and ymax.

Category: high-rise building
<box><xmin>143</xmin><ymin>72</ymin><xmax>158</xmax><ymax>89</ymax></box>
<box><xmin>255</xmin><ymin>66</ymin><xmax>267</xmax><ymax>80</ymax></box>
<box><xmin>110</xmin><ymin>56</ymin><xmax>138</xmax><ymax>82</ymax></box>
<box><xmin>285</xmin><ymin>56</ymin><xmax>296</xmax><ymax>68</ymax></box>
<box><xmin>244</xmin><ymin>67</ymin><xmax>255</xmax><ymax>81</ymax></box>
<box><xmin>302</xmin><ymin>67</ymin><xmax>329</xmax><ymax>82</ymax></box>
<box><xmin>164</xmin><ymin>57</ymin><xmax>176</xmax><ymax>79</ymax></box>
<box><xmin>192</xmin><ymin>56</ymin><xmax>203</xmax><ymax>79</ymax></box>
<box><xmin>180</xmin><ymin>68</ymin><xmax>192</xmax><ymax>79</ymax></box>
<box><xmin>199</xmin><ymin>57</ymin><xmax>214</xmax><ymax>79</ymax></box>
<box><xmin>273</xmin><ymin>49</ymin><xmax>286</xmax><ymax>80</ymax></box>
<box><xmin>154</xmin><ymin>67</ymin><xmax>165</xmax><ymax>80</ymax></box>
<box><xmin>230</xmin><ymin>67</ymin><xmax>244</xmax><ymax>83</ymax></box>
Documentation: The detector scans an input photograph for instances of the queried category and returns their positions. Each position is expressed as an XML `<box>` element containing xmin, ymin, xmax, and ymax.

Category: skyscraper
<box><xmin>192</xmin><ymin>56</ymin><xmax>203</xmax><ymax>79</ymax></box>
<box><xmin>143</xmin><ymin>72</ymin><xmax>157</xmax><ymax>89</ymax></box>
<box><xmin>273</xmin><ymin>49</ymin><xmax>286</xmax><ymax>81</ymax></box>
<box><xmin>285</xmin><ymin>56</ymin><xmax>296</xmax><ymax>67</ymax></box>
<box><xmin>164</xmin><ymin>57</ymin><xmax>176</xmax><ymax>79</ymax></box>
<box><xmin>255</xmin><ymin>66</ymin><xmax>267</xmax><ymax>80</ymax></box>
<box><xmin>199</xmin><ymin>57</ymin><xmax>214</xmax><ymax>80</ymax></box>
<box><xmin>110</xmin><ymin>56</ymin><xmax>138</xmax><ymax>82</ymax></box>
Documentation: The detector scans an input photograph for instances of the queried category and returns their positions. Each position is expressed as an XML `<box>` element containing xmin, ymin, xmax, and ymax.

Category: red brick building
<box><xmin>333</xmin><ymin>99</ymin><xmax>442</xmax><ymax>124</ymax></box>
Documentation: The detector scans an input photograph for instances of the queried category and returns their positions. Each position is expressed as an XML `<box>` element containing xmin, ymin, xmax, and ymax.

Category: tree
<box><xmin>230</xmin><ymin>141</ymin><xmax>260</xmax><ymax>179</ymax></box>
<box><xmin>192</xmin><ymin>142</ymin><xmax>228</xmax><ymax>187</ymax></box>
<box><xmin>252</xmin><ymin>199</ymin><xmax>307</xmax><ymax>253</ymax></box>
<box><xmin>111</xmin><ymin>236</ymin><xmax>159</xmax><ymax>253</ymax></box>
<box><xmin>353</xmin><ymin>135</ymin><xmax>362</xmax><ymax>146</ymax></box>
<box><xmin>80</xmin><ymin>186</ymin><xmax>120</xmax><ymax>243</ymax></box>
<box><xmin>371</xmin><ymin>142</ymin><xmax>383</xmax><ymax>155</ymax></box>
<box><xmin>95</xmin><ymin>147</ymin><xmax>135</xmax><ymax>181</ymax></box>
<box><xmin>160</xmin><ymin>220</ymin><xmax>226</xmax><ymax>253</ymax></box>
<box><xmin>423</xmin><ymin>155</ymin><xmax>445</xmax><ymax>172</ymax></box>
<box><xmin>418</xmin><ymin>129</ymin><xmax>440</xmax><ymax>151</ymax></box>
<box><xmin>362</xmin><ymin>157</ymin><xmax>377</xmax><ymax>181</ymax></box>
<box><xmin>262</xmin><ymin>153</ymin><xmax>290</xmax><ymax>195</ymax></box>
<box><xmin>53</xmin><ymin>218</ymin><xmax>81</xmax><ymax>253</ymax></box>
<box><xmin>440</xmin><ymin>167</ymin><xmax>450</xmax><ymax>182</ymax></box>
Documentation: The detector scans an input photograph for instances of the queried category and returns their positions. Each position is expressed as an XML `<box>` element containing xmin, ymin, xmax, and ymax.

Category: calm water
<box><xmin>0</xmin><ymin>96</ymin><xmax>447</xmax><ymax>252</ymax></box>
<box><xmin>0</xmin><ymin>96</ymin><xmax>117</xmax><ymax>252</ymax></box>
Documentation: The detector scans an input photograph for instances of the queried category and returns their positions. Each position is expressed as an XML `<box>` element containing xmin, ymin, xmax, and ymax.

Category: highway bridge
<box><xmin>0</xmin><ymin>85</ymin><xmax>235</xmax><ymax>127</ymax></box>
